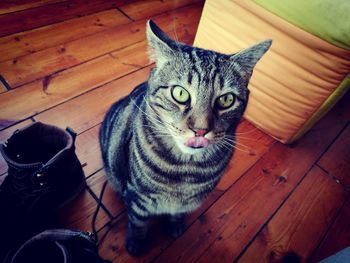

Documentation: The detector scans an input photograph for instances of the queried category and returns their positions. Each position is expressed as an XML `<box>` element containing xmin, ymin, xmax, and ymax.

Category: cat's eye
<box><xmin>215</xmin><ymin>93</ymin><xmax>235</xmax><ymax>109</ymax></box>
<box><xmin>171</xmin><ymin>86</ymin><xmax>190</xmax><ymax>104</ymax></box>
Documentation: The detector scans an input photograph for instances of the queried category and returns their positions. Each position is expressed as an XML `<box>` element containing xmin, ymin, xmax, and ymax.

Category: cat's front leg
<box><xmin>165</xmin><ymin>213</ymin><xmax>186</xmax><ymax>238</ymax></box>
<box><xmin>126</xmin><ymin>207</ymin><xmax>150</xmax><ymax>256</ymax></box>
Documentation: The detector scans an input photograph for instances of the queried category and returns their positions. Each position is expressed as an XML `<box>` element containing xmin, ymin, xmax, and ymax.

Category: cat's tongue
<box><xmin>185</xmin><ymin>137</ymin><xmax>209</xmax><ymax>148</ymax></box>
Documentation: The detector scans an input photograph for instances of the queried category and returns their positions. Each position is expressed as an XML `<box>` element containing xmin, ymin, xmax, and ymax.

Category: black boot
<box><xmin>6</xmin><ymin>229</ymin><xmax>111</xmax><ymax>263</ymax></box>
<box><xmin>0</xmin><ymin>122</ymin><xmax>86</xmax><ymax>261</ymax></box>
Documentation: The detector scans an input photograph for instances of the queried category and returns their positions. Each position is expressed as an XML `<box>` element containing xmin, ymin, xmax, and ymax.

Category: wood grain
<box><xmin>0</xmin><ymin>0</ymin><xmax>130</xmax><ymax>37</ymax></box>
<box><xmin>0</xmin><ymin>3</ymin><xmax>201</xmax><ymax>130</ymax></box>
<box><xmin>120</xmin><ymin>0</ymin><xmax>203</xmax><ymax>20</ymax></box>
<box><xmin>87</xmin><ymin>170</ymin><xmax>125</xmax><ymax>219</ymax></box>
<box><xmin>35</xmin><ymin>67</ymin><xmax>150</xmax><ymax>177</ymax></box>
<box><xmin>311</xmin><ymin>197</ymin><xmax>350</xmax><ymax>262</ymax></box>
<box><xmin>318</xmin><ymin>125</ymin><xmax>350</xmax><ymax>187</ymax></box>
<box><xmin>97</xmin><ymin>190</ymin><xmax>223</xmax><ymax>263</ymax></box>
<box><xmin>217</xmin><ymin>120</ymin><xmax>275</xmax><ymax>191</ymax></box>
<box><xmin>0</xmin><ymin>81</ymin><xmax>7</xmax><ymax>93</ymax></box>
<box><xmin>35</xmin><ymin>61</ymin><xmax>152</xmax><ymax>133</ymax></box>
<box><xmin>57</xmin><ymin>188</ymin><xmax>110</xmax><ymax>232</ymax></box>
<box><xmin>0</xmin><ymin>119</ymin><xmax>34</xmax><ymax>176</ymax></box>
<box><xmin>0</xmin><ymin>0</ymin><xmax>68</xmax><ymax>15</ymax></box>
<box><xmin>0</xmin><ymin>3</ymin><xmax>201</xmax><ymax>89</ymax></box>
<box><xmin>0</xmin><ymin>8</ymin><xmax>130</xmax><ymax>62</ymax></box>
<box><xmin>1</xmin><ymin>1</ymin><xmax>349</xmax><ymax>262</ymax></box>
<box><xmin>237</xmin><ymin>166</ymin><xmax>346</xmax><ymax>263</ymax></box>
<box><xmin>153</xmin><ymin>93</ymin><xmax>350</xmax><ymax>263</ymax></box>
<box><xmin>0</xmin><ymin>42</ymin><xmax>149</xmax><ymax>130</ymax></box>
<box><xmin>75</xmin><ymin>125</ymin><xmax>103</xmax><ymax>178</ymax></box>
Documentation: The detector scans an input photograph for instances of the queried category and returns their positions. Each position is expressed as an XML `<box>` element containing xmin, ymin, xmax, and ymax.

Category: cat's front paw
<box><xmin>166</xmin><ymin>222</ymin><xmax>185</xmax><ymax>238</ymax></box>
<box><xmin>125</xmin><ymin>237</ymin><xmax>146</xmax><ymax>256</ymax></box>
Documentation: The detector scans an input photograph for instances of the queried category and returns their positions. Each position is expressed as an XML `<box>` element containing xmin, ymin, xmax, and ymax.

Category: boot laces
<box><xmin>91</xmin><ymin>180</ymin><xmax>112</xmax><ymax>247</ymax></box>
<box><xmin>5</xmin><ymin>169</ymin><xmax>50</xmax><ymax>210</ymax></box>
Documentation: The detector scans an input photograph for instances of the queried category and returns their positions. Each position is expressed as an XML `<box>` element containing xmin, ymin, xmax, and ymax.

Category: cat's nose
<box><xmin>193</xmin><ymin>129</ymin><xmax>208</xmax><ymax>137</ymax></box>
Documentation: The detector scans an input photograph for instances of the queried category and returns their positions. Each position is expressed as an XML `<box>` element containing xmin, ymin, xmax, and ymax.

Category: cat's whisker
<box><xmin>136</xmin><ymin>122</ymin><xmax>158</xmax><ymax>130</ymax></box>
<box><xmin>142</xmin><ymin>97</ymin><xmax>178</xmax><ymax>129</ymax></box>
<box><xmin>221</xmin><ymin>139</ymin><xmax>251</xmax><ymax>153</ymax></box>
<box><xmin>172</xmin><ymin>19</ymin><xmax>179</xmax><ymax>42</ymax></box>
<box><xmin>226</xmin><ymin>144</ymin><xmax>251</xmax><ymax>153</ymax></box>
<box><xmin>140</xmin><ymin>121</ymin><xmax>186</xmax><ymax>140</ymax></box>
<box><xmin>141</xmin><ymin>124</ymin><xmax>181</xmax><ymax>138</ymax></box>
<box><xmin>234</xmin><ymin>127</ymin><xmax>258</xmax><ymax>135</ymax></box>
<box><xmin>144</xmin><ymin>105</ymin><xmax>177</xmax><ymax>132</ymax></box>
<box><xmin>224</xmin><ymin>135</ymin><xmax>252</xmax><ymax>144</ymax></box>
<box><xmin>152</xmin><ymin>133</ymin><xmax>183</xmax><ymax>140</ymax></box>
<box><xmin>146</xmin><ymin>130</ymin><xmax>172</xmax><ymax>136</ymax></box>
<box><xmin>223</xmin><ymin>137</ymin><xmax>251</xmax><ymax>150</ymax></box>
<box><xmin>99</xmin><ymin>18</ymin><xmax>272</xmax><ymax>256</ymax></box>
<box><xmin>130</xmin><ymin>97</ymin><xmax>177</xmax><ymax>133</ymax></box>
<box><xmin>130</xmin><ymin>97</ymin><xmax>162</xmax><ymax>124</ymax></box>
<box><xmin>232</xmin><ymin>136</ymin><xmax>260</xmax><ymax>142</ymax></box>
<box><xmin>224</xmin><ymin>141</ymin><xmax>251</xmax><ymax>152</ymax></box>
<box><xmin>138</xmin><ymin>124</ymin><xmax>176</xmax><ymax>137</ymax></box>
<box><xmin>137</xmin><ymin>119</ymin><xmax>167</xmax><ymax>131</ymax></box>
<box><xmin>151</xmin><ymin>134</ymin><xmax>173</xmax><ymax>138</ymax></box>
<box><xmin>133</xmin><ymin>116</ymin><xmax>172</xmax><ymax>135</ymax></box>
<box><xmin>144</xmin><ymin>129</ymin><xmax>168</xmax><ymax>135</ymax></box>
<box><xmin>225</xmin><ymin>134</ymin><xmax>260</xmax><ymax>141</ymax></box>
<box><xmin>224</xmin><ymin>136</ymin><xmax>246</xmax><ymax>144</ymax></box>
<box><xmin>217</xmin><ymin>141</ymin><xmax>234</xmax><ymax>152</ymax></box>
<box><xmin>144</xmin><ymin>116</ymin><xmax>175</xmax><ymax>133</ymax></box>
<box><xmin>143</xmin><ymin>98</ymin><xmax>174</xmax><ymax>126</ymax></box>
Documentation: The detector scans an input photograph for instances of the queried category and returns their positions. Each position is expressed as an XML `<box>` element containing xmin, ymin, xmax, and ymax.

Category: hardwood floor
<box><xmin>0</xmin><ymin>1</ymin><xmax>349</xmax><ymax>262</ymax></box>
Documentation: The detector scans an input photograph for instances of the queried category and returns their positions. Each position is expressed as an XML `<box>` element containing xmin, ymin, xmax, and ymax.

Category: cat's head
<box><xmin>146</xmin><ymin>20</ymin><xmax>271</xmax><ymax>154</ymax></box>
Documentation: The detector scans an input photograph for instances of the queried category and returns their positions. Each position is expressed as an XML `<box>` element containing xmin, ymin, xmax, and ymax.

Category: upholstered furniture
<box><xmin>194</xmin><ymin>0</ymin><xmax>350</xmax><ymax>143</ymax></box>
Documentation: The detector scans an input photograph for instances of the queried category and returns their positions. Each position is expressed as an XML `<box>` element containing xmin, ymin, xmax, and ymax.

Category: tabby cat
<box><xmin>99</xmin><ymin>20</ymin><xmax>271</xmax><ymax>255</ymax></box>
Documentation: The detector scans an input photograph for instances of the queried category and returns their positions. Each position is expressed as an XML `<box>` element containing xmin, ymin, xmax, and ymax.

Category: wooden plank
<box><xmin>0</xmin><ymin>3</ymin><xmax>201</xmax><ymax>130</ymax></box>
<box><xmin>0</xmin><ymin>119</ymin><xmax>33</xmax><ymax>141</ymax></box>
<box><xmin>153</xmin><ymin>92</ymin><xmax>350</xmax><ymax>263</ymax></box>
<box><xmin>120</xmin><ymin>0</ymin><xmax>203</xmax><ymax>20</ymax></box>
<box><xmin>35</xmin><ymin>72</ymin><xmax>274</xmax><ymax>189</ymax></box>
<box><xmin>97</xmin><ymin>189</ymin><xmax>223</xmax><ymax>263</ymax></box>
<box><xmin>0</xmin><ymin>0</ymin><xmax>130</xmax><ymax>37</ymax></box>
<box><xmin>58</xmin><ymin>188</ymin><xmax>111</xmax><ymax>232</ymax></box>
<box><xmin>87</xmin><ymin>170</ymin><xmax>125</xmax><ymax>218</ymax></box>
<box><xmin>0</xmin><ymin>8</ymin><xmax>130</xmax><ymax>62</ymax></box>
<box><xmin>311</xmin><ymin>197</ymin><xmax>350</xmax><ymax>262</ymax></box>
<box><xmin>0</xmin><ymin>120</ymin><xmax>101</xmax><ymax>181</ymax></box>
<box><xmin>0</xmin><ymin>119</ymin><xmax>34</xmax><ymax>176</ymax></box>
<box><xmin>0</xmin><ymin>3</ymin><xmax>201</xmax><ymax>89</ymax></box>
<box><xmin>87</xmin><ymin>169</ymin><xmax>223</xmax><ymax>232</ymax></box>
<box><xmin>217</xmin><ymin>120</ymin><xmax>275</xmax><ymax>191</ymax></box>
<box><xmin>318</xmin><ymin>125</ymin><xmax>350</xmax><ymax>186</ymax></box>
<box><xmin>75</xmin><ymin>125</ymin><xmax>103</xmax><ymax>177</ymax></box>
<box><xmin>35</xmin><ymin>74</ymin><xmax>271</xmax><ymax>187</ymax></box>
<box><xmin>35</xmin><ymin>62</ymin><xmax>152</xmax><ymax>134</ymax></box>
<box><xmin>237</xmin><ymin>166</ymin><xmax>346</xmax><ymax>263</ymax></box>
<box><xmin>0</xmin><ymin>42</ymin><xmax>149</xmax><ymax>130</ymax></box>
<box><xmin>34</xmin><ymin>65</ymin><xmax>145</xmax><ymax>175</ymax></box>
<box><xmin>0</xmin><ymin>0</ymin><xmax>67</xmax><ymax>15</ymax></box>
<box><xmin>0</xmin><ymin>81</ymin><xmax>7</xmax><ymax>93</ymax></box>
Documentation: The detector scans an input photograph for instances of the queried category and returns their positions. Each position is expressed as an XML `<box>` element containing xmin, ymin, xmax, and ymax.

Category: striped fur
<box><xmin>99</xmin><ymin>20</ymin><xmax>271</xmax><ymax>254</ymax></box>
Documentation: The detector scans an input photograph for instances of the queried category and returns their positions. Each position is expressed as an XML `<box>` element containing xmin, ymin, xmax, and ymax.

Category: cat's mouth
<box><xmin>184</xmin><ymin>137</ymin><xmax>209</xmax><ymax>149</ymax></box>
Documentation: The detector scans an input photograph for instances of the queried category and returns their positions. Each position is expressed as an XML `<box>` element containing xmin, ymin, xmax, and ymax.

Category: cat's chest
<box><xmin>150</xmin><ymin>188</ymin><xmax>203</xmax><ymax>215</ymax></box>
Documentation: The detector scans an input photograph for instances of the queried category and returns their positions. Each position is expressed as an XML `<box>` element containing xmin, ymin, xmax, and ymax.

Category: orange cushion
<box><xmin>194</xmin><ymin>0</ymin><xmax>350</xmax><ymax>143</ymax></box>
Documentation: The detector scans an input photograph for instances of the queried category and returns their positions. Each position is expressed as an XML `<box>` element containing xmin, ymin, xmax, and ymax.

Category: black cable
<box><xmin>0</xmin><ymin>75</ymin><xmax>11</xmax><ymax>91</ymax></box>
<box><xmin>91</xmin><ymin>180</ymin><xmax>109</xmax><ymax>245</ymax></box>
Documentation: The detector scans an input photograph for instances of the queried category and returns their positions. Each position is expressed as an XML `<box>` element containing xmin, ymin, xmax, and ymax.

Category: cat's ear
<box><xmin>146</xmin><ymin>20</ymin><xmax>177</xmax><ymax>67</ymax></box>
<box><xmin>230</xmin><ymin>39</ymin><xmax>272</xmax><ymax>80</ymax></box>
